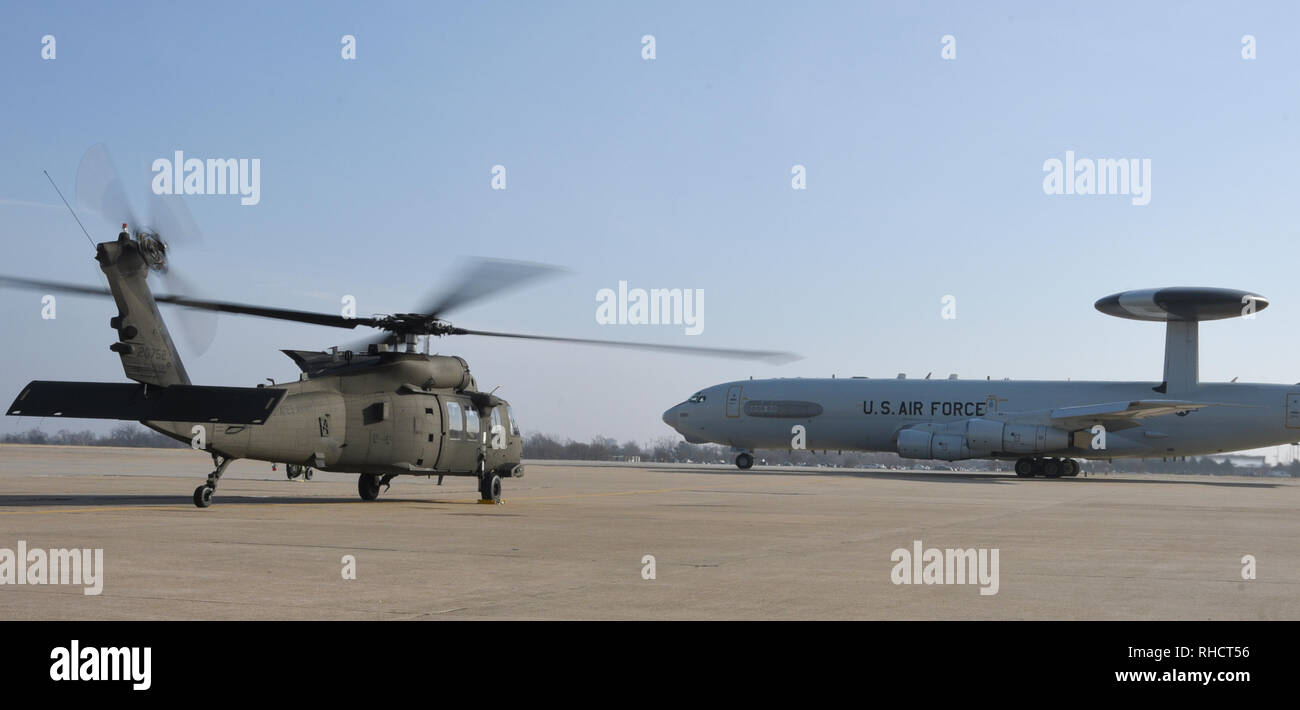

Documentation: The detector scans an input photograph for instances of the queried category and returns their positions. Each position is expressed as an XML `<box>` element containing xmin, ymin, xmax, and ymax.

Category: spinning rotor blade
<box><xmin>151</xmin><ymin>293</ymin><xmax>379</xmax><ymax>329</ymax></box>
<box><xmin>0</xmin><ymin>275</ymin><xmax>112</xmax><ymax>299</ymax></box>
<box><xmin>75</xmin><ymin>144</ymin><xmax>138</xmax><ymax>230</ymax></box>
<box><xmin>157</xmin><ymin>269</ymin><xmax>219</xmax><ymax>356</ymax></box>
<box><xmin>147</xmin><ymin>192</ymin><xmax>203</xmax><ymax>247</ymax></box>
<box><xmin>420</xmin><ymin>258</ymin><xmax>564</xmax><ymax>318</ymax></box>
<box><xmin>0</xmin><ymin>275</ymin><xmax>377</xmax><ymax>330</ymax></box>
<box><xmin>452</xmin><ymin>328</ymin><xmax>801</xmax><ymax>364</ymax></box>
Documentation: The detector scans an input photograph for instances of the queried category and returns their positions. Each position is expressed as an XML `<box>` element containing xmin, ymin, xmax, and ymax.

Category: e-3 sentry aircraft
<box><xmin>663</xmin><ymin>288</ymin><xmax>1300</xmax><ymax>477</ymax></box>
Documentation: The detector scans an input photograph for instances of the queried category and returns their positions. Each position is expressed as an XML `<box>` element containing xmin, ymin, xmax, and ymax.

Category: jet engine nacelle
<box><xmin>897</xmin><ymin>430</ymin><xmax>971</xmax><ymax>461</ymax></box>
<box><xmin>896</xmin><ymin>419</ymin><xmax>1070</xmax><ymax>460</ymax></box>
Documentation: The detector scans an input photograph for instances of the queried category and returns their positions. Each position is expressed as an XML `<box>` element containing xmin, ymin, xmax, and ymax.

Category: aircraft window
<box><xmin>446</xmin><ymin>401</ymin><xmax>463</xmax><ymax>439</ymax></box>
<box><xmin>466</xmin><ymin>408</ymin><xmax>481</xmax><ymax>438</ymax></box>
<box><xmin>687</xmin><ymin>393</ymin><xmax>706</xmax><ymax>403</ymax></box>
<box><xmin>507</xmin><ymin>406</ymin><xmax>521</xmax><ymax>436</ymax></box>
<box><xmin>491</xmin><ymin>407</ymin><xmax>503</xmax><ymax>439</ymax></box>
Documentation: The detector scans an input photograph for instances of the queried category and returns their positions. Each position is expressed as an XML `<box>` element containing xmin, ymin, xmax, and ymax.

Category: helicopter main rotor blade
<box><xmin>452</xmin><ymin>328</ymin><xmax>801</xmax><ymax>364</ymax></box>
<box><xmin>0</xmin><ymin>275</ymin><xmax>379</xmax><ymax>330</ymax></box>
<box><xmin>150</xmin><ymin>293</ymin><xmax>379</xmax><ymax>329</ymax></box>
<box><xmin>420</xmin><ymin>258</ymin><xmax>564</xmax><ymax>318</ymax></box>
<box><xmin>0</xmin><ymin>275</ymin><xmax>113</xmax><ymax>298</ymax></box>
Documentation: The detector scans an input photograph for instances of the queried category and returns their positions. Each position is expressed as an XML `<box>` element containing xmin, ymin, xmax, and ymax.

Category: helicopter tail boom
<box><xmin>97</xmin><ymin>235</ymin><xmax>191</xmax><ymax>387</ymax></box>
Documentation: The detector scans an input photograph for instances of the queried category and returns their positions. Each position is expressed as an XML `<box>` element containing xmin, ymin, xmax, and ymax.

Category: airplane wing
<box><xmin>1000</xmin><ymin>400</ymin><xmax>1251</xmax><ymax>431</ymax></box>
<box><xmin>1049</xmin><ymin>400</ymin><xmax>1215</xmax><ymax>421</ymax></box>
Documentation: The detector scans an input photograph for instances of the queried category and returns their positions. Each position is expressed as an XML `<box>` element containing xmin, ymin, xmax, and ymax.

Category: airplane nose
<box><xmin>662</xmin><ymin>406</ymin><xmax>680</xmax><ymax>428</ymax></box>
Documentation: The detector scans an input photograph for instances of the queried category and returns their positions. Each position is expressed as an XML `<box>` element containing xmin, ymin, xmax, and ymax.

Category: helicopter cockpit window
<box><xmin>446</xmin><ymin>400</ymin><xmax>463</xmax><ymax>439</ymax></box>
<box><xmin>507</xmin><ymin>406</ymin><xmax>520</xmax><ymax>436</ymax></box>
<box><xmin>490</xmin><ymin>407</ymin><xmax>503</xmax><ymax>440</ymax></box>
<box><xmin>687</xmin><ymin>392</ymin><xmax>707</xmax><ymax>403</ymax></box>
<box><xmin>465</xmin><ymin>408</ymin><xmax>481</xmax><ymax>439</ymax></box>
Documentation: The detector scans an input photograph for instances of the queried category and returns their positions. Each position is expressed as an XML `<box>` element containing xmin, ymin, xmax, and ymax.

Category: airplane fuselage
<box><xmin>663</xmin><ymin>378</ymin><xmax>1300</xmax><ymax>460</ymax></box>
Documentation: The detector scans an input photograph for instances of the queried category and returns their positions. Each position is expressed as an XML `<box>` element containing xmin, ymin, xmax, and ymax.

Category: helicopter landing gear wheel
<box><xmin>1015</xmin><ymin>458</ymin><xmax>1035</xmax><ymax>477</ymax></box>
<box><xmin>479</xmin><ymin>472</ymin><xmax>502</xmax><ymax>504</ymax></box>
<box><xmin>192</xmin><ymin>453</ymin><xmax>233</xmax><ymax>508</ymax></box>
<box><xmin>358</xmin><ymin>473</ymin><xmax>381</xmax><ymax>501</ymax></box>
<box><xmin>735</xmin><ymin>452</ymin><xmax>754</xmax><ymax>470</ymax></box>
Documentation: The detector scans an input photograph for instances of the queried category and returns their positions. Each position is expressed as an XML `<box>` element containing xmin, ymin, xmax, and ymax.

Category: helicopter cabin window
<box><xmin>490</xmin><ymin>407</ymin><xmax>503</xmax><ymax>441</ymax></box>
<box><xmin>507</xmin><ymin>406</ymin><xmax>521</xmax><ymax>436</ymax></box>
<box><xmin>465</xmin><ymin>408</ymin><xmax>481</xmax><ymax>439</ymax></box>
<box><xmin>446</xmin><ymin>400</ymin><xmax>463</xmax><ymax>439</ymax></box>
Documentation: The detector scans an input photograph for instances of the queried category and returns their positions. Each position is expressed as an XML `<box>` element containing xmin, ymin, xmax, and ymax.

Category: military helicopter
<box><xmin>2</xmin><ymin>147</ymin><xmax>795</xmax><ymax>508</ymax></box>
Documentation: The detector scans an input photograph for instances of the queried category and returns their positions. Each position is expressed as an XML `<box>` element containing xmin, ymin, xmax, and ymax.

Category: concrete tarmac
<box><xmin>0</xmin><ymin>444</ymin><xmax>1296</xmax><ymax>620</ymax></box>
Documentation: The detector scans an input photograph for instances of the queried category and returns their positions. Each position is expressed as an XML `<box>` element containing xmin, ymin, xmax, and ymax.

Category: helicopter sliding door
<box><xmin>435</xmin><ymin>395</ymin><xmax>481</xmax><ymax>473</ymax></box>
<box><xmin>413</xmin><ymin>398</ymin><xmax>441</xmax><ymax>469</ymax></box>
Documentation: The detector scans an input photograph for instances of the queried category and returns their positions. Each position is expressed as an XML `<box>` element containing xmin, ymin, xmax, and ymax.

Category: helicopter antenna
<box><xmin>43</xmin><ymin>170</ymin><xmax>95</xmax><ymax>248</ymax></box>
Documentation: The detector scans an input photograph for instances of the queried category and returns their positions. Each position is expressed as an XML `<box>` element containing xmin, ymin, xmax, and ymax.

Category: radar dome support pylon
<box><xmin>1094</xmin><ymin>287</ymin><xmax>1267</xmax><ymax>396</ymax></box>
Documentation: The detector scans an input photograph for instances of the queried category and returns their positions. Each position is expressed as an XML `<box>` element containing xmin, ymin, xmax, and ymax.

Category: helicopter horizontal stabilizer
<box><xmin>7</xmin><ymin>381</ymin><xmax>286</xmax><ymax>425</ymax></box>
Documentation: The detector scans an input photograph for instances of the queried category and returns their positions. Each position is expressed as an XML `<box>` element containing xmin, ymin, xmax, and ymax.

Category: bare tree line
<box><xmin>4</xmin><ymin>425</ymin><xmax>1297</xmax><ymax>476</ymax></box>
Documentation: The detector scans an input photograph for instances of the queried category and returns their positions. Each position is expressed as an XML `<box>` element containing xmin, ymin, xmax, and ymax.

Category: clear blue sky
<box><xmin>2</xmin><ymin>1</ymin><xmax>1298</xmax><ymax>447</ymax></box>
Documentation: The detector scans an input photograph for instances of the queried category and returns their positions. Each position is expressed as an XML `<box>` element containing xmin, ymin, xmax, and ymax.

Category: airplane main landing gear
<box><xmin>193</xmin><ymin>453</ymin><xmax>234</xmax><ymax>508</ymax></box>
<box><xmin>285</xmin><ymin>464</ymin><xmax>313</xmax><ymax>481</ymax></box>
<box><xmin>358</xmin><ymin>473</ymin><xmax>381</xmax><ymax>501</ymax></box>
<box><xmin>735</xmin><ymin>452</ymin><xmax>754</xmax><ymax>470</ymax></box>
<box><xmin>1014</xmin><ymin>457</ymin><xmax>1081</xmax><ymax>479</ymax></box>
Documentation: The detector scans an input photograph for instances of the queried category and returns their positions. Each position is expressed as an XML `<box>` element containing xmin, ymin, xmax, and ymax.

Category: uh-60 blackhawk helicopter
<box><xmin>2</xmin><ymin>147</ymin><xmax>794</xmax><ymax>508</ymax></box>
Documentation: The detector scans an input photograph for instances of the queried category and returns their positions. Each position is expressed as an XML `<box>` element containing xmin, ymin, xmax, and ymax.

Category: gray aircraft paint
<box><xmin>664</xmin><ymin>288</ymin><xmax>1298</xmax><ymax>463</ymax></box>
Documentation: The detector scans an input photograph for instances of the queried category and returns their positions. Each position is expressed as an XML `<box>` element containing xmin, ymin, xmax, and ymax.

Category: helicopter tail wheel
<box><xmin>735</xmin><ymin>452</ymin><xmax>754</xmax><ymax>470</ymax></box>
<box><xmin>479</xmin><ymin>472</ymin><xmax>503</xmax><ymax>504</ymax></box>
<box><xmin>1014</xmin><ymin>458</ymin><xmax>1035</xmax><ymax>477</ymax></box>
<box><xmin>358</xmin><ymin>473</ymin><xmax>381</xmax><ymax>501</ymax></box>
<box><xmin>192</xmin><ymin>454</ymin><xmax>233</xmax><ymax>507</ymax></box>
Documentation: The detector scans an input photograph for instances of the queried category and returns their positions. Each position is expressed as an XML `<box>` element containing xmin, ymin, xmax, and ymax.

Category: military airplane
<box><xmin>663</xmin><ymin>287</ymin><xmax>1298</xmax><ymax>476</ymax></box>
